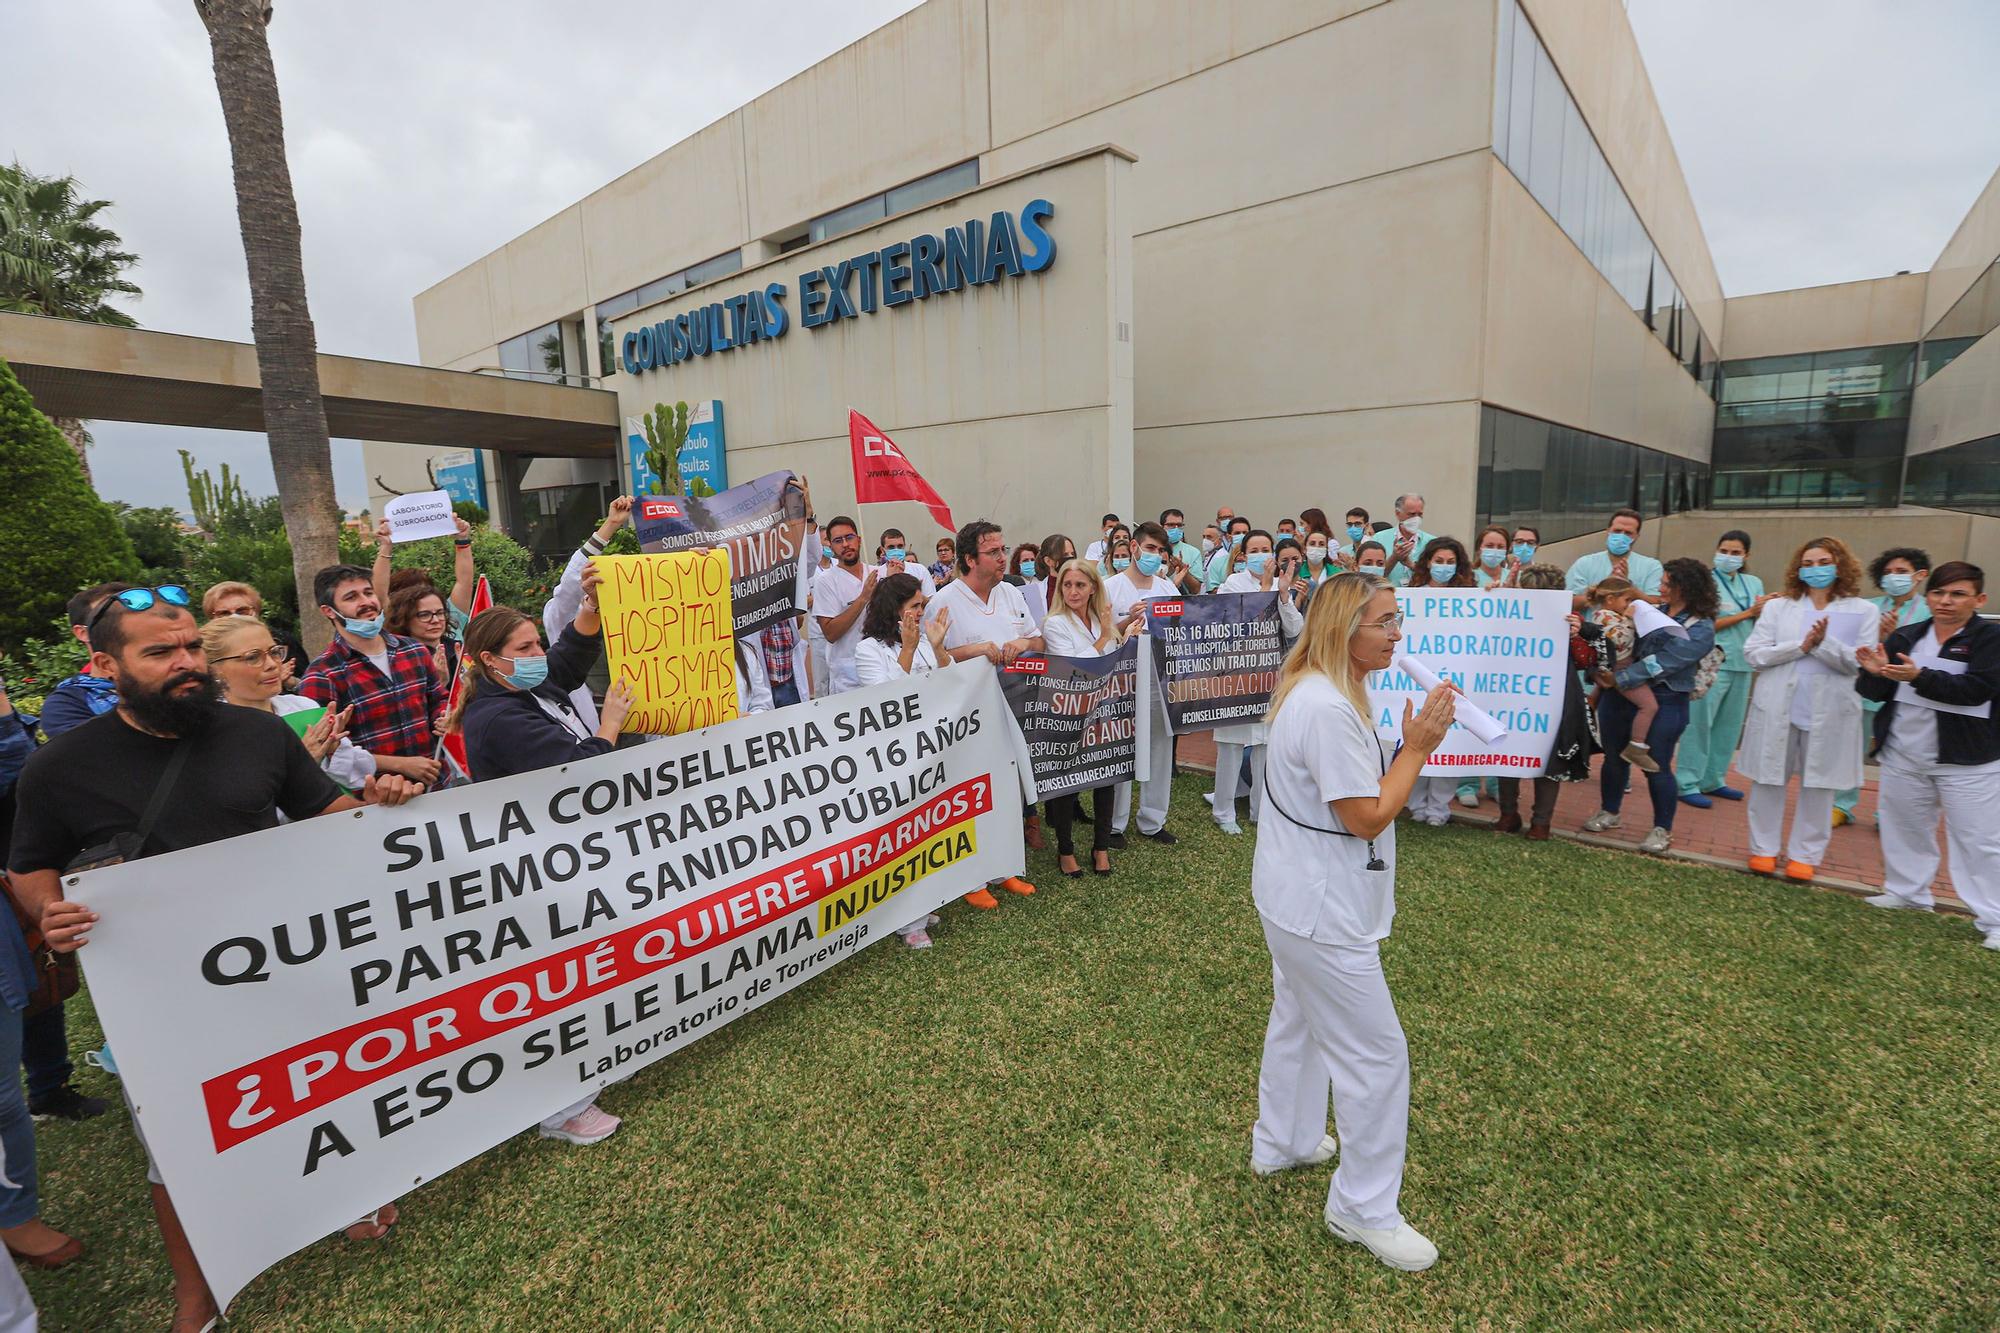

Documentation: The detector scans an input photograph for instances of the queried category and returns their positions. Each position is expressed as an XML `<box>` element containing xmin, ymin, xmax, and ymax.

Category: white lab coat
<box><xmin>1738</xmin><ymin>594</ymin><xmax>1877</xmax><ymax>789</ymax></box>
<box><xmin>1212</xmin><ymin>568</ymin><xmax>1305</xmax><ymax>746</ymax></box>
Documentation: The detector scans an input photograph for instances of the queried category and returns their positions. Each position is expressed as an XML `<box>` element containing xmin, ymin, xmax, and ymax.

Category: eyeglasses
<box><xmin>829</xmin><ymin>532</ymin><xmax>861</xmax><ymax>545</ymax></box>
<box><xmin>210</xmin><ymin>645</ymin><xmax>290</xmax><ymax>668</ymax></box>
<box><xmin>1359</xmin><ymin>613</ymin><xmax>1404</xmax><ymax>633</ymax></box>
<box><xmin>978</xmin><ymin>545</ymin><xmax>1006</xmax><ymax>559</ymax></box>
<box><xmin>410</xmin><ymin>607</ymin><xmax>450</xmax><ymax>621</ymax></box>
<box><xmin>86</xmin><ymin>585</ymin><xmax>190</xmax><ymax>630</ymax></box>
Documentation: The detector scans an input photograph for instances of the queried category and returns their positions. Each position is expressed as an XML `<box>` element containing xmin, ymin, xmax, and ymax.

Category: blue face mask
<box><xmin>1165</xmin><ymin>526</ymin><xmax>1184</xmax><ymax>545</ymax></box>
<box><xmin>342</xmin><ymin>614</ymin><xmax>384</xmax><ymax>639</ymax></box>
<box><xmin>1112</xmin><ymin>556</ymin><xmax>1131</xmax><ymax>572</ymax></box>
<box><xmin>1606</xmin><ymin>532</ymin><xmax>1635</xmax><ymax>557</ymax></box>
<box><xmin>1246</xmin><ymin>552</ymin><xmax>1271</xmax><ymax>575</ymax></box>
<box><xmin>884</xmin><ymin>547</ymin><xmax>906</xmax><ymax>562</ymax></box>
<box><xmin>1713</xmin><ymin>553</ymin><xmax>1744</xmax><ymax>575</ymax></box>
<box><xmin>1799</xmin><ymin>564</ymin><xmax>1837</xmax><ymax>589</ymax></box>
<box><xmin>1880</xmin><ymin>572</ymin><xmax>1914</xmax><ymax>597</ymax></box>
<box><xmin>1230</xmin><ymin>532</ymin><xmax>1246</xmax><ymax>548</ymax></box>
<box><xmin>1347</xmin><ymin>524</ymin><xmax>1367</xmax><ymax>544</ymax></box>
<box><xmin>501</xmin><ymin>653</ymin><xmax>549</xmax><ymax>689</ymax></box>
<box><xmin>1480</xmin><ymin>548</ymin><xmax>1506</xmax><ymax>569</ymax></box>
<box><xmin>1358</xmin><ymin>564</ymin><xmax>1386</xmax><ymax>578</ymax></box>
<box><xmin>1136</xmin><ymin>551</ymin><xmax>1164</xmax><ymax>577</ymax></box>
<box><xmin>1513</xmin><ymin>542</ymin><xmax>1536</xmax><ymax>563</ymax></box>
<box><xmin>1430</xmin><ymin>563</ymin><xmax>1457</xmax><ymax>583</ymax></box>
<box><xmin>1019</xmin><ymin>558</ymin><xmax>1036</xmax><ymax>578</ymax></box>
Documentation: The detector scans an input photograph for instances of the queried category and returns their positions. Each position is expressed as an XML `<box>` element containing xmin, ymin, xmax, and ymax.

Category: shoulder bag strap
<box><xmin>133</xmin><ymin>741</ymin><xmax>194</xmax><ymax>849</ymax></box>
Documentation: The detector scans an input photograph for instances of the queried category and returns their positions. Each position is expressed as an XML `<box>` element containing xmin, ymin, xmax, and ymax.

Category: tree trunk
<box><xmin>53</xmin><ymin>417</ymin><xmax>91</xmax><ymax>486</ymax></box>
<box><xmin>196</xmin><ymin>0</ymin><xmax>340</xmax><ymax>656</ymax></box>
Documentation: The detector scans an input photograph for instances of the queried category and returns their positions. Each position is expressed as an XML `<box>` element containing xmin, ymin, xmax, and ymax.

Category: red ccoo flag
<box><xmin>437</xmin><ymin>574</ymin><xmax>492</xmax><ymax>783</ymax></box>
<box><xmin>848</xmin><ymin>408</ymin><xmax>954</xmax><ymax>534</ymax></box>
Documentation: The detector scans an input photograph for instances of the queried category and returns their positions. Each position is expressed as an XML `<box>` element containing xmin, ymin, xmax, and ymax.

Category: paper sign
<box><xmin>1394</xmin><ymin>654</ymin><xmax>1510</xmax><ymax>743</ymax></box>
<box><xmin>382</xmin><ymin>489</ymin><xmax>457</xmax><ymax>543</ymax></box>
<box><xmin>1800</xmin><ymin>608</ymin><xmax>1870</xmax><ymax>678</ymax></box>
<box><xmin>1629</xmin><ymin>600</ymin><xmax>1688</xmax><ymax>640</ymax></box>
<box><xmin>593</xmin><ymin>550</ymin><xmax>738</xmax><ymax>735</ymax></box>
<box><xmin>1894</xmin><ymin>644</ymin><xmax>1992</xmax><ymax>718</ymax></box>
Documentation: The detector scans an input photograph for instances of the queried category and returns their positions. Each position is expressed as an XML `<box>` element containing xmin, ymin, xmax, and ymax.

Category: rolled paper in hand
<box><xmin>1393</xmin><ymin>653</ymin><xmax>1510</xmax><ymax>744</ymax></box>
<box><xmin>1629</xmin><ymin>599</ymin><xmax>1688</xmax><ymax>640</ymax></box>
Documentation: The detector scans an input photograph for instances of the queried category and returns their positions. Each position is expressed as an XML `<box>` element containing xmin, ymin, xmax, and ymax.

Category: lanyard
<box><xmin>1262</xmin><ymin>740</ymin><xmax>1395</xmax><ymax>871</ymax></box>
<box><xmin>1718</xmin><ymin>573</ymin><xmax>1752</xmax><ymax>613</ymax></box>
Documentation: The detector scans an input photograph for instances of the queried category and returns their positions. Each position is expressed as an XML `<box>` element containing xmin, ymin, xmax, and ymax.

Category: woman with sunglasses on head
<box><xmin>1250</xmin><ymin>571</ymin><xmax>1455</xmax><ymax>1272</ymax></box>
<box><xmin>202</xmin><ymin>615</ymin><xmax>373</xmax><ymax>796</ymax></box>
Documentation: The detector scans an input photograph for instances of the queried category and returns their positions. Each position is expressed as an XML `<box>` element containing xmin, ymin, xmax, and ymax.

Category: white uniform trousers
<box><xmin>1253</xmin><ymin>918</ymin><xmax>1409</xmax><ymax>1230</ymax></box>
<box><xmin>1213</xmin><ymin>741</ymin><xmax>1267</xmax><ymax>825</ymax></box>
<box><xmin>808</xmin><ymin>639</ymin><xmax>830</xmax><ymax>700</ymax></box>
<box><xmin>1406</xmin><ymin>776</ymin><xmax>1454</xmax><ymax>826</ymax></box>
<box><xmin>1877</xmin><ymin>752</ymin><xmax>2000</xmax><ymax>935</ymax></box>
<box><xmin>1747</xmin><ymin>726</ymin><xmax>1836</xmax><ymax>866</ymax></box>
<box><xmin>1112</xmin><ymin>690</ymin><xmax>1174</xmax><ymax>835</ymax></box>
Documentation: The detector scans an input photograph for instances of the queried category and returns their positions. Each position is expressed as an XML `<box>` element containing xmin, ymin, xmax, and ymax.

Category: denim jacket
<box><xmin>1615</xmin><ymin>613</ymin><xmax>1717</xmax><ymax>694</ymax></box>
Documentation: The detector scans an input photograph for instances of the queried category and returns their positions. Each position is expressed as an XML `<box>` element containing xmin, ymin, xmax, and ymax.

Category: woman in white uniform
<box><xmin>854</xmin><ymin>572</ymin><xmax>954</xmax><ymax>948</ymax></box>
<box><xmin>1739</xmin><ymin>536</ymin><xmax>1878</xmax><ymax>881</ymax></box>
<box><xmin>1251</xmin><ymin>571</ymin><xmax>1455</xmax><ymax>1272</ymax></box>
<box><xmin>1211</xmin><ymin>530</ymin><xmax>1305</xmax><ymax>833</ymax></box>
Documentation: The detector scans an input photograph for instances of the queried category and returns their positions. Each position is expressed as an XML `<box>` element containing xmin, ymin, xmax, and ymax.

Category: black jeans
<box><xmin>1598</xmin><ymin>687</ymin><xmax>1691</xmax><ymax>831</ymax></box>
<box><xmin>1049</xmin><ymin>786</ymin><xmax>1114</xmax><ymax>856</ymax></box>
<box><xmin>1496</xmin><ymin>776</ymin><xmax>1561</xmax><ymax>826</ymax></box>
<box><xmin>21</xmin><ymin>1003</ymin><xmax>70</xmax><ymax>1103</ymax></box>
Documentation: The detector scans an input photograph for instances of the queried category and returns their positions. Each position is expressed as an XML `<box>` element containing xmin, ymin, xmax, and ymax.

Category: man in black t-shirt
<box><xmin>8</xmin><ymin>592</ymin><xmax>422</xmax><ymax>1333</ymax></box>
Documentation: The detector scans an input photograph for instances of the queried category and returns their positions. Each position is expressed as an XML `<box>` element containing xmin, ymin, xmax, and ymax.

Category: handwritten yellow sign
<box><xmin>592</xmin><ymin>550</ymin><xmax>738</xmax><ymax>735</ymax></box>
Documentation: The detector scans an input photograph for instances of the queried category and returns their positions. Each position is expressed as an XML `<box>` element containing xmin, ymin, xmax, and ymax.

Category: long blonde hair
<box><xmin>198</xmin><ymin>612</ymin><xmax>269</xmax><ymax>662</ymax></box>
<box><xmin>1268</xmin><ymin>572</ymin><xmax>1386</xmax><ymax>723</ymax></box>
<box><xmin>1048</xmin><ymin>558</ymin><xmax>1121</xmax><ymax>651</ymax></box>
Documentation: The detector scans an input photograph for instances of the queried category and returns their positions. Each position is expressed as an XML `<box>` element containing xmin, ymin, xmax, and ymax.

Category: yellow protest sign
<box><xmin>592</xmin><ymin>550</ymin><xmax>738</xmax><ymax>734</ymax></box>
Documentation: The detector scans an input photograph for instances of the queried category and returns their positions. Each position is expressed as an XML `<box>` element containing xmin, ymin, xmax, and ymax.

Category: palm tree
<box><xmin>0</xmin><ymin>162</ymin><xmax>143</xmax><ymax>481</ymax></box>
<box><xmin>194</xmin><ymin>0</ymin><xmax>342</xmax><ymax>654</ymax></box>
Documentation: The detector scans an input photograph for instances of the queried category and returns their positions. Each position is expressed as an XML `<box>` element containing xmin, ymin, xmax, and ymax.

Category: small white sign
<box><xmin>382</xmin><ymin>488</ymin><xmax>457</xmax><ymax>543</ymax></box>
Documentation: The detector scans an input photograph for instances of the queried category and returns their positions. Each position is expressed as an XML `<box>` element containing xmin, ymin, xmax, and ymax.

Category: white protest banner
<box><xmin>382</xmin><ymin>488</ymin><xmax>458</xmax><ymax>543</ymax></box>
<box><xmin>72</xmin><ymin>667</ymin><xmax>1025</xmax><ymax>1310</ymax></box>
<box><xmin>1367</xmin><ymin>587</ymin><xmax>1571</xmax><ymax>776</ymax></box>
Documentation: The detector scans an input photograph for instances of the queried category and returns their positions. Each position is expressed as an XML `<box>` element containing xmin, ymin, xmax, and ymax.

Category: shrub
<box><xmin>0</xmin><ymin>356</ymin><xmax>138</xmax><ymax>653</ymax></box>
<box><xmin>334</xmin><ymin>523</ymin><xmax>544</xmax><ymax>618</ymax></box>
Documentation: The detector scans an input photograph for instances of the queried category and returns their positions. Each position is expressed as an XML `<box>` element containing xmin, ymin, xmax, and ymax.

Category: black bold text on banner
<box><xmin>632</xmin><ymin>470</ymin><xmax>808</xmax><ymax>636</ymax></box>
<box><xmin>998</xmin><ymin>641</ymin><xmax>1139</xmax><ymax>798</ymax></box>
<box><xmin>1146</xmin><ymin>592</ymin><xmax>1283</xmax><ymax>734</ymax></box>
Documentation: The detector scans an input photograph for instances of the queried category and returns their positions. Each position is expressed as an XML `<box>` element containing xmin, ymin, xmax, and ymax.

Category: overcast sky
<box><xmin>4</xmin><ymin>0</ymin><xmax>1997</xmax><ymax>514</ymax></box>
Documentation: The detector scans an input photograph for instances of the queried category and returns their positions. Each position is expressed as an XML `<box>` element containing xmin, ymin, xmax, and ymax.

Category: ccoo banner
<box><xmin>1146</xmin><ymin>592</ymin><xmax>1284</xmax><ymax>735</ymax></box>
<box><xmin>72</xmin><ymin>668</ymin><xmax>1026</xmax><ymax>1310</ymax></box>
<box><xmin>1366</xmin><ymin>587</ymin><xmax>1571</xmax><ymax>775</ymax></box>
<box><xmin>632</xmin><ymin>470</ymin><xmax>811</xmax><ymax>637</ymax></box>
<box><xmin>998</xmin><ymin>641</ymin><xmax>1147</xmax><ymax>799</ymax></box>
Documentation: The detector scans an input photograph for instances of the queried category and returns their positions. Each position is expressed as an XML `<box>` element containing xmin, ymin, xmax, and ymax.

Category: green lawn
<box><xmin>24</xmin><ymin>775</ymin><xmax>2000</xmax><ymax>1330</ymax></box>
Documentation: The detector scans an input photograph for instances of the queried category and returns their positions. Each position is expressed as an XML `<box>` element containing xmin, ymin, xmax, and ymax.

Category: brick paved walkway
<box><xmin>1173</xmin><ymin>731</ymin><xmax>1967</xmax><ymax>913</ymax></box>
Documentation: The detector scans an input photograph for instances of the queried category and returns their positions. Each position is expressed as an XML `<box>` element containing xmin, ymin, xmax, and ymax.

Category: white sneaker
<box><xmin>1217</xmin><ymin>819</ymin><xmax>1243</xmax><ymax>836</ymax></box>
<box><xmin>1582</xmin><ymin>810</ymin><xmax>1621</xmax><ymax>833</ymax></box>
<box><xmin>1982</xmin><ymin>930</ymin><xmax>2000</xmax><ymax>951</ymax></box>
<box><xmin>1252</xmin><ymin>1133</ymin><xmax>1336</xmax><ymax>1176</ymax></box>
<box><xmin>1638</xmin><ymin>826</ymin><xmax>1671</xmax><ymax>854</ymax></box>
<box><xmin>1202</xmin><ymin>791</ymin><xmax>1215</xmax><ymax>807</ymax></box>
<box><xmin>540</xmin><ymin>1103</ymin><xmax>621</xmax><ymax>1145</ymax></box>
<box><xmin>1456</xmin><ymin>790</ymin><xmax>1480</xmax><ymax>809</ymax></box>
<box><xmin>926</xmin><ymin>913</ymin><xmax>941</xmax><ymax>926</ymax></box>
<box><xmin>1863</xmin><ymin>893</ymin><xmax>1929</xmax><ymax>912</ymax></box>
<box><xmin>901</xmin><ymin>929</ymin><xmax>933</xmax><ymax>949</ymax></box>
<box><xmin>1324</xmin><ymin>1207</ymin><xmax>1439</xmax><ymax>1272</ymax></box>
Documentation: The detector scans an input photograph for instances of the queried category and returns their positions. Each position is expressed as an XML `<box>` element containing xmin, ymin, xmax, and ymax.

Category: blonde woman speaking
<box><xmin>1250</xmin><ymin>571</ymin><xmax>1455</xmax><ymax>1273</ymax></box>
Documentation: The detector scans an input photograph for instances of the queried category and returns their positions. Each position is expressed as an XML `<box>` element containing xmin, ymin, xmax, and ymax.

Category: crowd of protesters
<box><xmin>0</xmin><ymin>485</ymin><xmax>1992</xmax><ymax>1324</ymax></box>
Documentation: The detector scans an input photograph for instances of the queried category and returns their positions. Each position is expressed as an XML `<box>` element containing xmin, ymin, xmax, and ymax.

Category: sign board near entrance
<box><xmin>625</xmin><ymin>402</ymin><xmax>729</xmax><ymax>499</ymax></box>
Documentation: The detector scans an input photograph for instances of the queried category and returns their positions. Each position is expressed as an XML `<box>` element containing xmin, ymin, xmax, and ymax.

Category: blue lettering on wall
<box><xmin>617</xmin><ymin>200</ymin><xmax>1055</xmax><ymax>374</ymax></box>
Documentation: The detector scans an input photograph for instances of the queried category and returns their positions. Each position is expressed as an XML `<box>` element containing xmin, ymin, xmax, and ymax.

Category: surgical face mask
<box><xmin>1480</xmin><ymin>548</ymin><xmax>1505</xmax><ymax>569</ymax></box>
<box><xmin>884</xmin><ymin>547</ymin><xmax>906</xmax><ymax>562</ymax></box>
<box><xmin>1358</xmin><ymin>564</ymin><xmax>1386</xmax><ymax>579</ymax></box>
<box><xmin>1713</xmin><ymin>552</ymin><xmax>1744</xmax><ymax>575</ymax></box>
<box><xmin>1112</xmin><ymin>556</ymin><xmax>1131</xmax><ymax>572</ymax></box>
<box><xmin>341</xmin><ymin>613</ymin><xmax>384</xmax><ymax>639</ymax></box>
<box><xmin>1347</xmin><ymin>524</ymin><xmax>1367</xmax><ymax>544</ymax></box>
<box><xmin>1429</xmin><ymin>562</ymin><xmax>1457</xmax><ymax>582</ymax></box>
<box><xmin>1513</xmin><ymin>542</ymin><xmax>1536</xmax><ymax>563</ymax></box>
<box><xmin>1401</xmin><ymin>515</ymin><xmax>1423</xmax><ymax>534</ymax></box>
<box><xmin>1246</xmin><ymin>552</ymin><xmax>1271</xmax><ymax>575</ymax></box>
<box><xmin>1606</xmin><ymin>532</ymin><xmax>1635</xmax><ymax>557</ymax></box>
<box><xmin>1019</xmin><ymin>558</ymin><xmax>1037</xmax><ymax>579</ymax></box>
<box><xmin>1136</xmin><ymin>551</ymin><xmax>1164</xmax><ymax>577</ymax></box>
<box><xmin>1799</xmin><ymin>564</ymin><xmax>1838</xmax><ymax>589</ymax></box>
<box><xmin>499</xmin><ymin>653</ymin><xmax>549</xmax><ymax>689</ymax></box>
<box><xmin>1166</xmin><ymin>526</ymin><xmax>1184</xmax><ymax>545</ymax></box>
<box><xmin>1880</xmin><ymin>572</ymin><xmax>1914</xmax><ymax>597</ymax></box>
<box><xmin>1230</xmin><ymin>531</ymin><xmax>1246</xmax><ymax>548</ymax></box>
<box><xmin>1306</xmin><ymin>543</ymin><xmax>1328</xmax><ymax>563</ymax></box>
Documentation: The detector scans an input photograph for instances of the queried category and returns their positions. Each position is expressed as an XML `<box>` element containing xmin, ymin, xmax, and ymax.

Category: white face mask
<box><xmin>1305</xmin><ymin>543</ymin><xmax>1327</xmax><ymax>563</ymax></box>
<box><xmin>1401</xmin><ymin>515</ymin><xmax>1423</xmax><ymax>534</ymax></box>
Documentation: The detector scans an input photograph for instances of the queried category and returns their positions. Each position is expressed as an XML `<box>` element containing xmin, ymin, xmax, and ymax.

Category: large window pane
<box><xmin>811</xmin><ymin>194</ymin><xmax>888</xmax><ymax>244</ymax></box>
<box><xmin>682</xmin><ymin>249</ymin><xmax>742</xmax><ymax>289</ymax></box>
<box><xmin>886</xmin><ymin>160</ymin><xmax>978</xmax><ymax>216</ymax></box>
<box><xmin>1507</xmin><ymin>6</ymin><xmax>1538</xmax><ymax>181</ymax></box>
<box><xmin>1493</xmin><ymin>0</ymin><xmax>1516</xmax><ymax>159</ymax></box>
<box><xmin>1557</xmin><ymin>98</ymin><xmax>1590</xmax><ymax>246</ymax></box>
<box><xmin>1527</xmin><ymin>42</ymin><xmax>1565</xmax><ymax>212</ymax></box>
